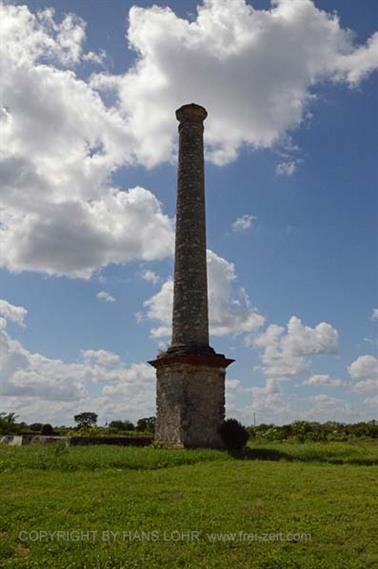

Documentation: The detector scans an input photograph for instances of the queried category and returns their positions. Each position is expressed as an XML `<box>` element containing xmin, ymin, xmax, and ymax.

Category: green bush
<box><xmin>218</xmin><ymin>419</ymin><xmax>249</xmax><ymax>450</ymax></box>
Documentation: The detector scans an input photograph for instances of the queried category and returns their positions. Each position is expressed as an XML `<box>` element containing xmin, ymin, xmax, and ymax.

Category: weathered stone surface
<box><xmin>0</xmin><ymin>435</ymin><xmax>23</xmax><ymax>446</ymax></box>
<box><xmin>149</xmin><ymin>103</ymin><xmax>234</xmax><ymax>448</ymax></box>
<box><xmin>69</xmin><ymin>436</ymin><xmax>152</xmax><ymax>447</ymax></box>
<box><xmin>171</xmin><ymin>103</ymin><xmax>209</xmax><ymax>352</ymax></box>
<box><xmin>153</xmin><ymin>356</ymin><xmax>231</xmax><ymax>448</ymax></box>
<box><xmin>29</xmin><ymin>436</ymin><xmax>70</xmax><ymax>446</ymax></box>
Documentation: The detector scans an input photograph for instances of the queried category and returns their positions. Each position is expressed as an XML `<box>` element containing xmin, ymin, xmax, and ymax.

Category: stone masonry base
<box><xmin>150</xmin><ymin>353</ymin><xmax>233</xmax><ymax>448</ymax></box>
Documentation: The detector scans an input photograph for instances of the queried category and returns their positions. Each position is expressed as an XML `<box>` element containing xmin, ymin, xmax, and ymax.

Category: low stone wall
<box><xmin>0</xmin><ymin>435</ymin><xmax>153</xmax><ymax>446</ymax></box>
<box><xmin>29</xmin><ymin>436</ymin><xmax>70</xmax><ymax>446</ymax></box>
<box><xmin>0</xmin><ymin>435</ymin><xmax>23</xmax><ymax>446</ymax></box>
<box><xmin>70</xmin><ymin>436</ymin><xmax>152</xmax><ymax>446</ymax></box>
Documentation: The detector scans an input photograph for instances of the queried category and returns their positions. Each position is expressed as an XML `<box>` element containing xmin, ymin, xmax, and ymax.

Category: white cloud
<box><xmin>81</xmin><ymin>349</ymin><xmax>121</xmax><ymax>367</ymax></box>
<box><xmin>334</xmin><ymin>32</ymin><xmax>378</xmax><ymax>85</ymax></box>
<box><xmin>0</xmin><ymin>2</ymin><xmax>377</xmax><ymax>278</ymax></box>
<box><xmin>348</xmin><ymin>355</ymin><xmax>378</xmax><ymax>393</ymax></box>
<box><xmin>364</xmin><ymin>394</ymin><xmax>378</xmax><ymax>407</ymax></box>
<box><xmin>83</xmin><ymin>49</ymin><xmax>106</xmax><ymax>65</ymax></box>
<box><xmin>0</xmin><ymin>182</ymin><xmax>174</xmax><ymax>278</ymax></box>
<box><xmin>303</xmin><ymin>373</ymin><xmax>344</xmax><ymax>387</ymax></box>
<box><xmin>0</xmin><ymin>302</ymin><xmax>156</xmax><ymax>422</ymax></box>
<box><xmin>0</xmin><ymin>299</ymin><xmax>28</xmax><ymax>327</ymax></box>
<box><xmin>348</xmin><ymin>354</ymin><xmax>378</xmax><ymax>381</ymax></box>
<box><xmin>140</xmin><ymin>270</ymin><xmax>161</xmax><ymax>285</ymax></box>
<box><xmin>92</xmin><ymin>0</ymin><xmax>378</xmax><ymax>166</ymax></box>
<box><xmin>250</xmin><ymin>378</ymin><xmax>289</xmax><ymax>420</ymax></box>
<box><xmin>226</xmin><ymin>378</ymin><xmax>241</xmax><ymax>390</ymax></box>
<box><xmin>143</xmin><ymin>250</ymin><xmax>265</xmax><ymax>338</ymax></box>
<box><xmin>0</xmin><ymin>4</ymin><xmax>173</xmax><ymax>278</ymax></box>
<box><xmin>96</xmin><ymin>291</ymin><xmax>116</xmax><ymax>303</ymax></box>
<box><xmin>0</xmin><ymin>330</ymin><xmax>87</xmax><ymax>402</ymax></box>
<box><xmin>1</xmin><ymin>5</ymin><xmax>86</xmax><ymax>67</ymax></box>
<box><xmin>252</xmin><ymin>316</ymin><xmax>338</xmax><ymax>378</ymax></box>
<box><xmin>305</xmin><ymin>393</ymin><xmax>354</xmax><ymax>422</ymax></box>
<box><xmin>95</xmin><ymin>367</ymin><xmax>156</xmax><ymax>424</ymax></box>
<box><xmin>276</xmin><ymin>161</ymin><xmax>297</xmax><ymax>176</ymax></box>
<box><xmin>101</xmin><ymin>363</ymin><xmax>155</xmax><ymax>400</ymax></box>
<box><xmin>370</xmin><ymin>308</ymin><xmax>378</xmax><ymax>321</ymax></box>
<box><xmin>232</xmin><ymin>214</ymin><xmax>256</xmax><ymax>232</ymax></box>
<box><xmin>353</xmin><ymin>379</ymin><xmax>378</xmax><ymax>394</ymax></box>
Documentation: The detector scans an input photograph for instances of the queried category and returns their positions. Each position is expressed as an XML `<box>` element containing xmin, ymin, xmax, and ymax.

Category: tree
<box><xmin>136</xmin><ymin>417</ymin><xmax>156</xmax><ymax>433</ymax></box>
<box><xmin>74</xmin><ymin>412</ymin><xmax>98</xmax><ymax>429</ymax></box>
<box><xmin>41</xmin><ymin>424</ymin><xmax>54</xmax><ymax>436</ymax></box>
<box><xmin>109</xmin><ymin>420</ymin><xmax>135</xmax><ymax>431</ymax></box>
<box><xmin>29</xmin><ymin>423</ymin><xmax>43</xmax><ymax>432</ymax></box>
<box><xmin>0</xmin><ymin>412</ymin><xmax>19</xmax><ymax>434</ymax></box>
<box><xmin>108</xmin><ymin>420</ymin><xmax>124</xmax><ymax>431</ymax></box>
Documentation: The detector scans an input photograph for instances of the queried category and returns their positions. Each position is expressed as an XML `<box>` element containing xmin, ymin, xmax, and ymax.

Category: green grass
<box><xmin>0</xmin><ymin>441</ymin><xmax>377</xmax><ymax>568</ymax></box>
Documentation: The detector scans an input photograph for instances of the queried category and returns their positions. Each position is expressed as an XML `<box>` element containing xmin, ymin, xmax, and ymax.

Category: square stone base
<box><xmin>150</xmin><ymin>353</ymin><xmax>233</xmax><ymax>448</ymax></box>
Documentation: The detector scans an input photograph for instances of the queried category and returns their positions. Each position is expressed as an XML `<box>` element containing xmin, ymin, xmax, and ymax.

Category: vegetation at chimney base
<box><xmin>218</xmin><ymin>418</ymin><xmax>249</xmax><ymax>449</ymax></box>
<box><xmin>0</xmin><ymin>441</ymin><xmax>377</xmax><ymax>569</ymax></box>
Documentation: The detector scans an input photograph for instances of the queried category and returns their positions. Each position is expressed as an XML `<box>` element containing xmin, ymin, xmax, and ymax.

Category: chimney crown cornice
<box><xmin>176</xmin><ymin>103</ymin><xmax>207</xmax><ymax>124</ymax></box>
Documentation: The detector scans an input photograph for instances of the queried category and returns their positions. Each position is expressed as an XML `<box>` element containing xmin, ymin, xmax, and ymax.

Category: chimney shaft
<box><xmin>149</xmin><ymin>103</ymin><xmax>234</xmax><ymax>448</ymax></box>
<box><xmin>170</xmin><ymin>103</ymin><xmax>211</xmax><ymax>352</ymax></box>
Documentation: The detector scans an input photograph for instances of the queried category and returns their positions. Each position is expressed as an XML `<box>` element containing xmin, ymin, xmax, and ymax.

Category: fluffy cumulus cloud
<box><xmin>250</xmin><ymin>377</ymin><xmax>288</xmax><ymax>416</ymax></box>
<box><xmin>81</xmin><ymin>349</ymin><xmax>121</xmax><ymax>367</ymax></box>
<box><xmin>252</xmin><ymin>316</ymin><xmax>338</xmax><ymax>378</ymax></box>
<box><xmin>0</xmin><ymin>1</ymin><xmax>377</xmax><ymax>278</ymax></box>
<box><xmin>306</xmin><ymin>393</ymin><xmax>354</xmax><ymax>422</ymax></box>
<box><xmin>140</xmin><ymin>270</ymin><xmax>161</xmax><ymax>285</ymax></box>
<box><xmin>0</xmin><ymin>299</ymin><xmax>28</xmax><ymax>327</ymax></box>
<box><xmin>0</xmin><ymin>3</ymin><xmax>173</xmax><ymax>278</ymax></box>
<box><xmin>303</xmin><ymin>373</ymin><xmax>344</xmax><ymax>387</ymax></box>
<box><xmin>248</xmin><ymin>376</ymin><xmax>353</xmax><ymax>424</ymax></box>
<box><xmin>143</xmin><ymin>250</ymin><xmax>265</xmax><ymax>338</ymax></box>
<box><xmin>0</xmin><ymin>322</ymin><xmax>87</xmax><ymax>403</ymax></box>
<box><xmin>0</xmin><ymin>298</ymin><xmax>155</xmax><ymax>423</ymax></box>
<box><xmin>93</xmin><ymin>0</ymin><xmax>378</xmax><ymax>166</ymax></box>
<box><xmin>348</xmin><ymin>355</ymin><xmax>378</xmax><ymax>393</ymax></box>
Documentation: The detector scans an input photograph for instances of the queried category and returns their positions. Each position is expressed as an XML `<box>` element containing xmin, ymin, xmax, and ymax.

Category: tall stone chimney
<box><xmin>149</xmin><ymin>103</ymin><xmax>234</xmax><ymax>448</ymax></box>
<box><xmin>171</xmin><ymin>104</ymin><xmax>210</xmax><ymax>352</ymax></box>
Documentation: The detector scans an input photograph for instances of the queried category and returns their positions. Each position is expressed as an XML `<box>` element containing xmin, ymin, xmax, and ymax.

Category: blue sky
<box><xmin>0</xmin><ymin>0</ymin><xmax>377</xmax><ymax>426</ymax></box>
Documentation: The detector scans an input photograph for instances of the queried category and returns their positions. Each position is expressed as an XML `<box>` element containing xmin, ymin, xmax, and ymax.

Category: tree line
<box><xmin>248</xmin><ymin>420</ymin><xmax>377</xmax><ymax>442</ymax></box>
<box><xmin>1</xmin><ymin>412</ymin><xmax>376</xmax><ymax>441</ymax></box>
<box><xmin>0</xmin><ymin>412</ymin><xmax>156</xmax><ymax>436</ymax></box>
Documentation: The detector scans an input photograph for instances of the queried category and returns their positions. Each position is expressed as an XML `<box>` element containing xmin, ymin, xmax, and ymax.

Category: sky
<box><xmin>0</xmin><ymin>0</ymin><xmax>377</xmax><ymax>427</ymax></box>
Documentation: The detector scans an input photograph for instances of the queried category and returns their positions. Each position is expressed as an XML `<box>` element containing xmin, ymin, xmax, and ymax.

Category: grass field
<box><xmin>0</xmin><ymin>441</ymin><xmax>377</xmax><ymax>569</ymax></box>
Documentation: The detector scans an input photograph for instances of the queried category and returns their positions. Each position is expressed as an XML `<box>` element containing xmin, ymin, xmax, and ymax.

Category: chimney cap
<box><xmin>176</xmin><ymin>103</ymin><xmax>207</xmax><ymax>123</ymax></box>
